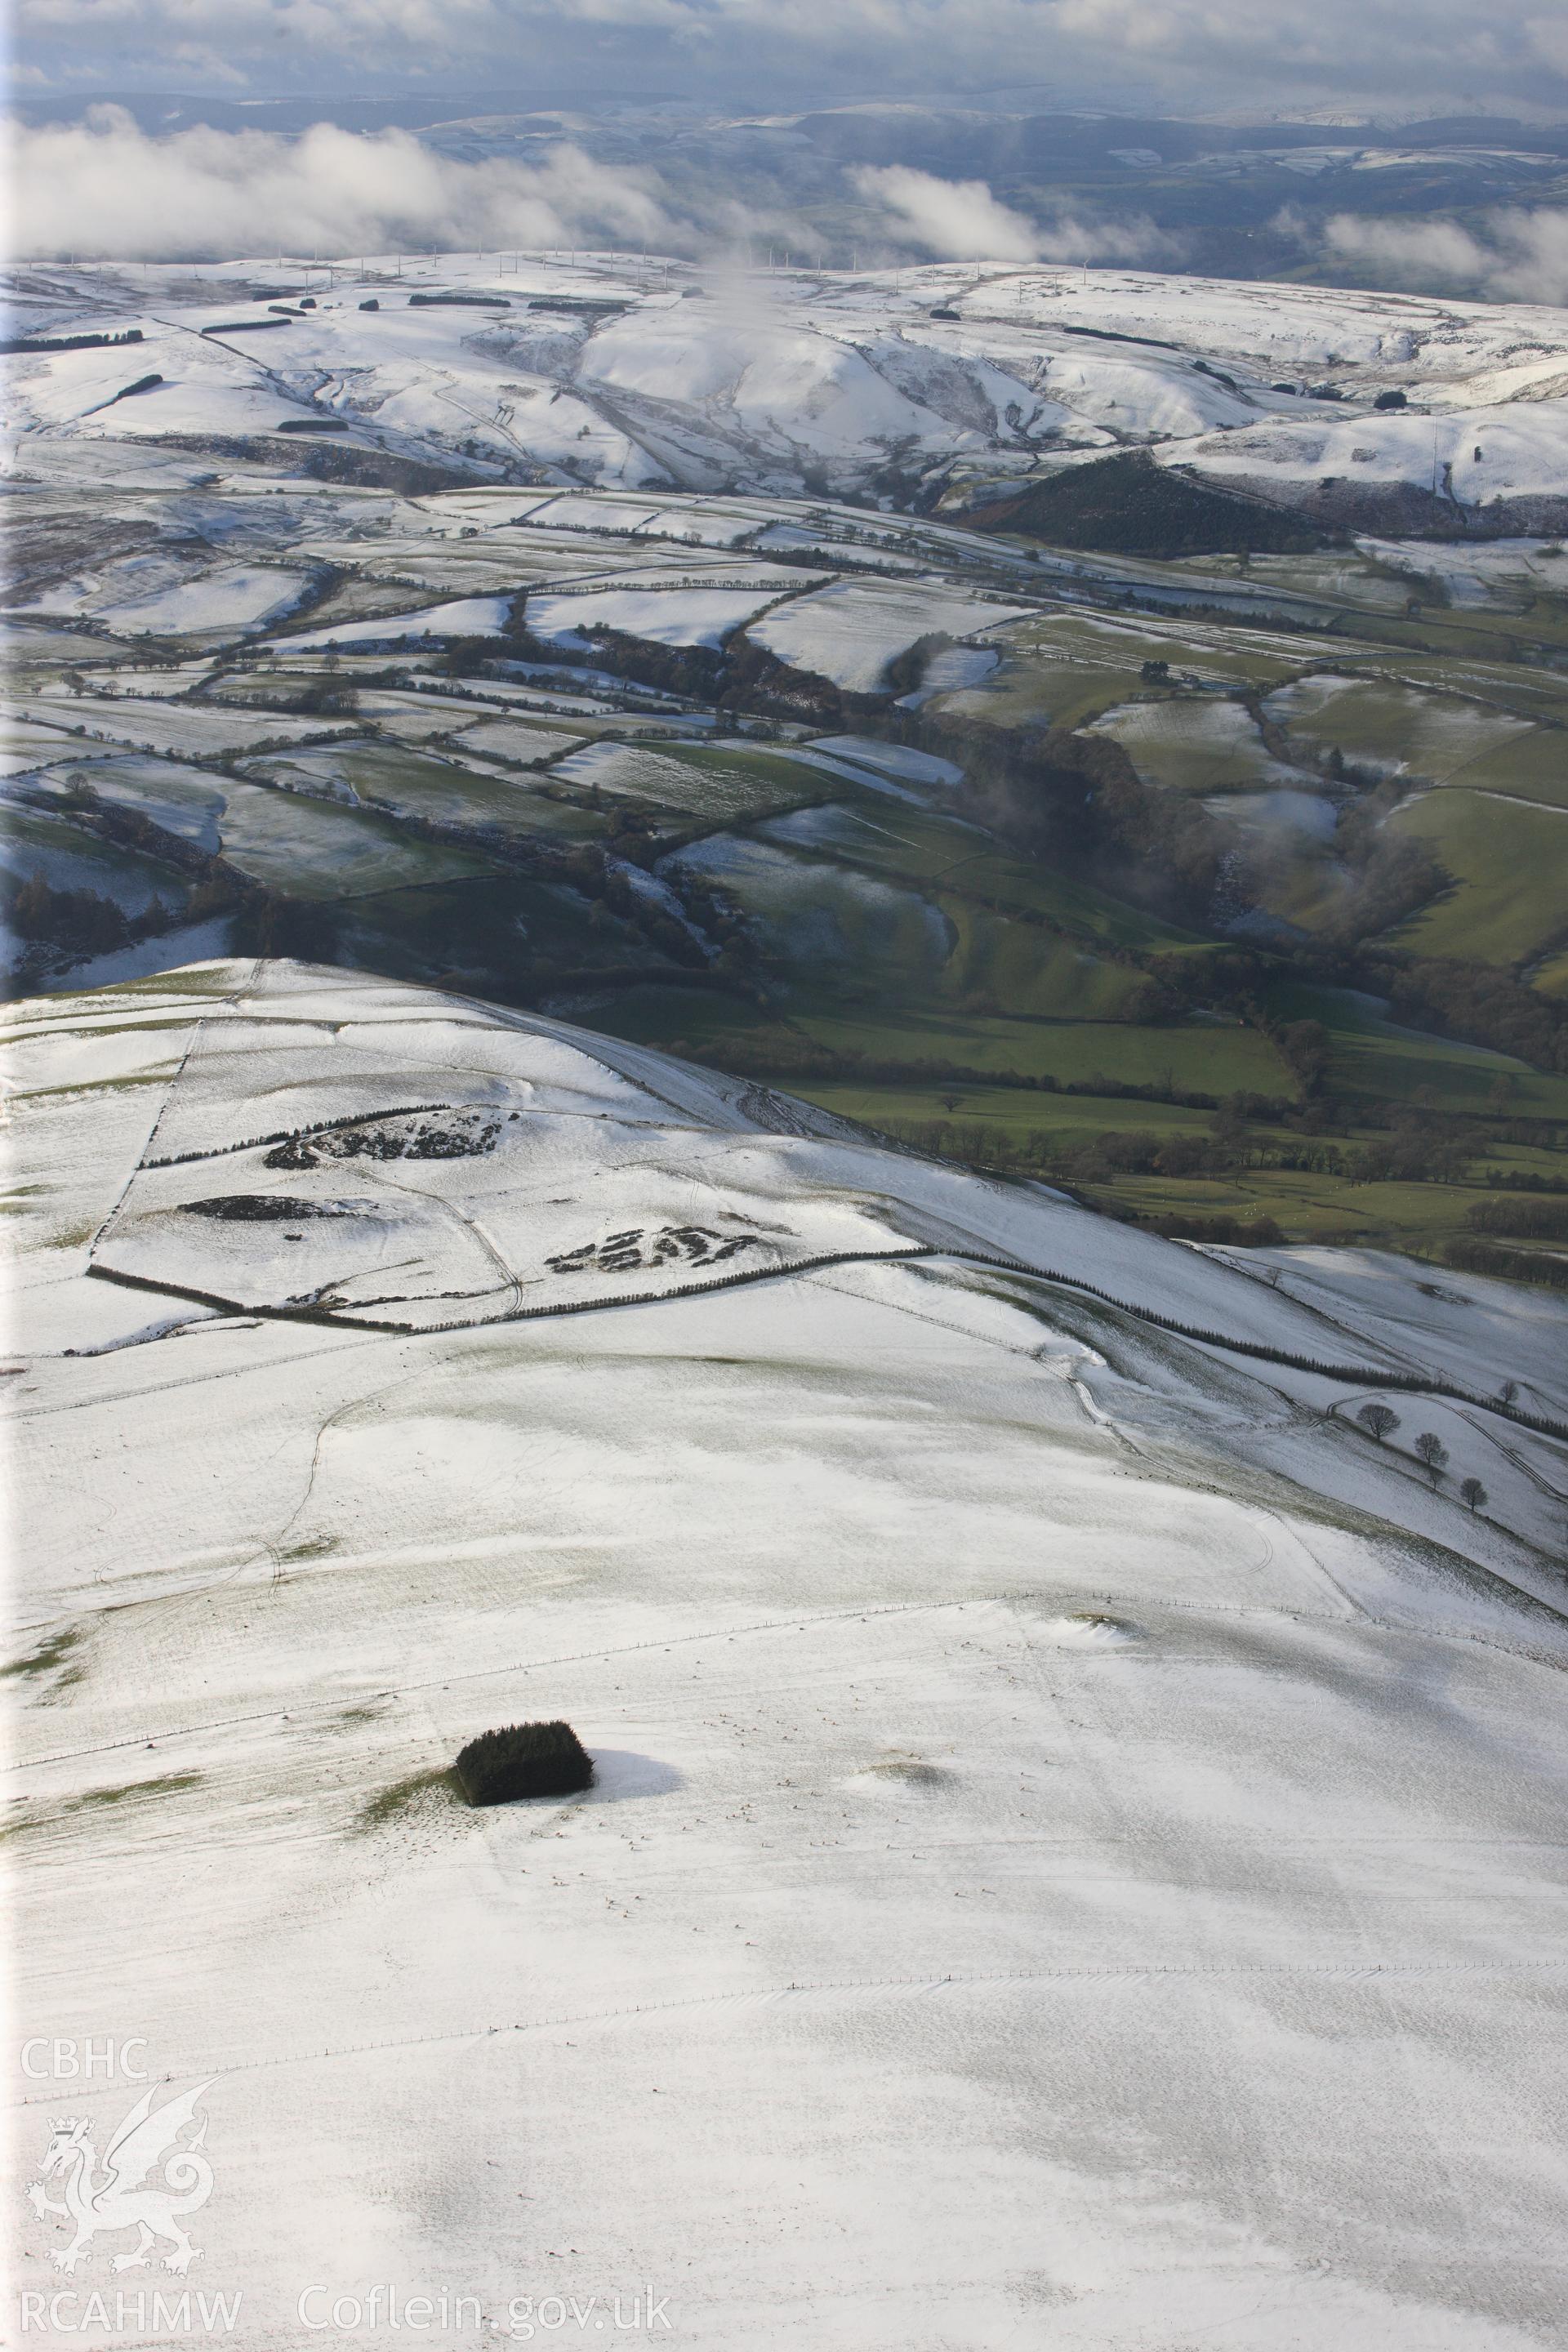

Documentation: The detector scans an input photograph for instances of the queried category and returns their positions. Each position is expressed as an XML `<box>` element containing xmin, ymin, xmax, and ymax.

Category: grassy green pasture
<box><xmin>1094</xmin><ymin>1167</ymin><xmax>1522</xmax><ymax>1246</ymax></box>
<box><xmin>934</xmin><ymin>906</ymin><xmax>1146</xmax><ymax>1021</ymax></box>
<box><xmin>340</xmin><ymin>872</ymin><xmax>656</xmax><ymax>982</ymax></box>
<box><xmin>1263</xmin><ymin>980</ymin><xmax>1568</xmax><ymax>1120</ymax></box>
<box><xmin>598</xmin><ymin>978</ymin><xmax>1294</xmax><ymax>1095</ymax></box>
<box><xmin>247</xmin><ymin>742</ymin><xmax>609</xmax><ymax>841</ymax></box>
<box><xmin>1531</xmin><ymin>949</ymin><xmax>1568</xmax><ymax>998</ymax></box>
<box><xmin>1264</xmin><ymin>676</ymin><xmax>1533</xmax><ymax>780</ymax></box>
<box><xmin>554</xmin><ymin>740</ymin><xmax>824</xmax><ymax>825</ymax></box>
<box><xmin>0</xmin><ymin>806</ymin><xmax>190</xmax><ymax>912</ymax></box>
<box><xmin>792</xmin><ymin>1007</ymin><xmax>1293</xmax><ymax>1090</ymax></box>
<box><xmin>1086</xmin><ymin>696</ymin><xmax>1295</xmax><ymax>793</ymax></box>
<box><xmin>796</xmin><ymin>1081</ymin><xmax>1218</xmax><ymax>1146</ymax></box>
<box><xmin>757</xmin><ymin>800</ymin><xmax>1197</xmax><ymax>951</ymax></box>
<box><xmin>937</xmin><ymin>608</ymin><xmax>1313</xmax><ymax>734</ymax></box>
<box><xmin>1428</xmin><ymin>730</ymin><xmax>1568</xmax><ymax>809</ymax></box>
<box><xmin>789</xmin><ymin>1081</ymin><xmax>1568</xmax><ymax>1250</ymax></box>
<box><xmin>215</xmin><ymin>781</ymin><xmax>491</xmax><ymax>899</ymax></box>
<box><xmin>1383</xmin><ymin>791</ymin><xmax>1568</xmax><ymax>965</ymax></box>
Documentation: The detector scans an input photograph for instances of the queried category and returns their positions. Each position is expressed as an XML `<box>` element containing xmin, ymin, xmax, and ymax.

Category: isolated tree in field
<box><xmin>1356</xmin><ymin>1402</ymin><xmax>1399</xmax><ymax>1443</ymax></box>
<box><xmin>1499</xmin><ymin>1379</ymin><xmax>1519</xmax><ymax>1405</ymax></box>
<box><xmin>1459</xmin><ymin>1477</ymin><xmax>1487</xmax><ymax>1512</ymax></box>
<box><xmin>1414</xmin><ymin>1432</ymin><xmax>1449</xmax><ymax>1486</ymax></box>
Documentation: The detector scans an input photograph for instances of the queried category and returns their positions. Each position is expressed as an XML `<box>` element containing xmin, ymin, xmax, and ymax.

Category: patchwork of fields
<box><xmin>5</xmin><ymin>244</ymin><xmax>1568</xmax><ymax>2347</ymax></box>
<box><xmin>4</xmin><ymin>258</ymin><xmax>1566</xmax><ymax>1272</ymax></box>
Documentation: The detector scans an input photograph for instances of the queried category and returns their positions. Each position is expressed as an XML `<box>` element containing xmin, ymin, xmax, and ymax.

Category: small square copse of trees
<box><xmin>455</xmin><ymin>1721</ymin><xmax>595</xmax><ymax>1806</ymax></box>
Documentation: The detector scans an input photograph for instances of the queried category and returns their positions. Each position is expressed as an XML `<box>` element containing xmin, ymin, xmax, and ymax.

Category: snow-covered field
<box><xmin>283</xmin><ymin>596</ymin><xmax>513</xmax><ymax>651</ymax></box>
<box><xmin>11</xmin><ymin>252</ymin><xmax>1568</xmax><ymax>521</ymax></box>
<box><xmin>805</xmin><ymin>736</ymin><xmax>964</xmax><ymax>791</ymax></box>
<box><xmin>746</xmin><ymin>578</ymin><xmax>1031</xmax><ymax>693</ymax></box>
<box><xmin>1181</xmin><ymin>399</ymin><xmax>1568</xmax><ymax>523</ymax></box>
<box><xmin>7</xmin><ymin>557</ymin><xmax>312</xmax><ymax>638</ymax></box>
<box><xmin>7</xmin><ymin>960</ymin><xmax>1565</xmax><ymax>2350</ymax></box>
<box><xmin>7</xmin><ymin>693</ymin><xmax>360</xmax><ymax>760</ymax></box>
<box><xmin>447</xmin><ymin>716</ymin><xmax>588</xmax><ymax>767</ymax></box>
<box><xmin>551</xmin><ymin>740</ymin><xmax>811</xmax><ymax>822</ymax></box>
<box><xmin>11</xmin><ymin>753</ymin><xmax>232</xmax><ymax>852</ymax></box>
<box><xmin>523</xmin><ymin>582</ymin><xmax>791</xmax><ymax>651</ymax></box>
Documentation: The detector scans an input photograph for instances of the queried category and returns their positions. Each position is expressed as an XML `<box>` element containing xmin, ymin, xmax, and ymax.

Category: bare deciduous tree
<box><xmin>1414</xmin><ymin>1432</ymin><xmax>1449</xmax><ymax>1486</ymax></box>
<box><xmin>1459</xmin><ymin>1477</ymin><xmax>1487</xmax><ymax>1512</ymax></box>
<box><xmin>1356</xmin><ymin>1402</ymin><xmax>1399</xmax><ymax>1443</ymax></box>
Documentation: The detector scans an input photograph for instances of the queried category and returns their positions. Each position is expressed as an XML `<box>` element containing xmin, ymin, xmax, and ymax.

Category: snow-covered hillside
<box><xmin>8</xmin><ymin>252</ymin><xmax>1568</xmax><ymax>525</ymax></box>
<box><xmin>7</xmin><ymin>960</ymin><xmax>1566</xmax><ymax>2349</ymax></box>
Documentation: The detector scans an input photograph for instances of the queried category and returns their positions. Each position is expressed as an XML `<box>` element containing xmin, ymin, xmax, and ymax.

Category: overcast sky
<box><xmin>11</xmin><ymin>0</ymin><xmax>1568</xmax><ymax>118</ymax></box>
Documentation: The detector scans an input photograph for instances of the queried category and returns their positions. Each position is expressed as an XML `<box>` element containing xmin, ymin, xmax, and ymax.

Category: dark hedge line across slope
<box><xmin>88</xmin><ymin>1241</ymin><xmax>1568</xmax><ymax>1443</ymax></box>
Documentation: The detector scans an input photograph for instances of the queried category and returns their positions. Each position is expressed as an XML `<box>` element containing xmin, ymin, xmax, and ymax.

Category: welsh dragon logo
<box><xmin>28</xmin><ymin>2081</ymin><xmax>214</xmax><ymax>2274</ymax></box>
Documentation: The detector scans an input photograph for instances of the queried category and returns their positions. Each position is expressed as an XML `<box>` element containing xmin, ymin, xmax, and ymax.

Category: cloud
<box><xmin>7</xmin><ymin>118</ymin><xmax>1183</xmax><ymax>274</ymax></box>
<box><xmin>1324</xmin><ymin>207</ymin><xmax>1568</xmax><ymax>305</ymax></box>
<box><xmin>12</xmin><ymin>0</ymin><xmax>1568</xmax><ymax>111</ymax></box>
<box><xmin>850</xmin><ymin>164</ymin><xmax>1180</xmax><ymax>268</ymax></box>
<box><xmin>16</xmin><ymin>0</ymin><xmax>508</xmax><ymax>60</ymax></box>
<box><xmin>1031</xmin><ymin>0</ymin><xmax>1568</xmax><ymax>106</ymax></box>
<box><xmin>849</xmin><ymin>166</ymin><xmax>1040</xmax><ymax>261</ymax></box>
<box><xmin>5</xmin><ymin>108</ymin><xmax>674</xmax><ymax>261</ymax></box>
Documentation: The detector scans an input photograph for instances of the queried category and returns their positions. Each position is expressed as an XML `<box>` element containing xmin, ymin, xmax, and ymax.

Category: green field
<box><xmin>215</xmin><ymin>780</ymin><xmax>492</xmax><ymax>899</ymax></box>
<box><xmin>794</xmin><ymin>1007</ymin><xmax>1292</xmax><ymax>1089</ymax></box>
<box><xmin>1266</xmin><ymin>675</ymin><xmax>1465</xmax><ymax>767</ymax></box>
<box><xmin>11</xmin><ymin>493</ymin><xmax>1567</xmax><ymax>1275</ymax></box>
<box><xmin>0</xmin><ymin>805</ymin><xmax>191</xmax><ymax>913</ymax></box>
<box><xmin>1428</xmin><ymin>729</ymin><xmax>1568</xmax><ymax>809</ymax></box>
<box><xmin>1384</xmin><ymin>790</ymin><xmax>1568</xmax><ymax>965</ymax></box>
<box><xmin>771</xmin><ymin>1079</ymin><xmax>1567</xmax><ymax>1250</ymax></box>
<box><xmin>339</xmin><ymin>871</ymin><xmax>660</xmax><ymax>982</ymax></box>
<box><xmin>245</xmin><ymin>742</ymin><xmax>607</xmax><ymax>840</ymax></box>
<box><xmin>794</xmin><ymin>1080</ymin><xmax>1221</xmax><ymax>1145</ymax></box>
<box><xmin>1090</xmin><ymin>1167</ymin><xmax>1531</xmax><ymax>1246</ymax></box>
<box><xmin>553</xmin><ymin>739</ymin><xmax>826</xmax><ymax>826</ymax></box>
<box><xmin>1262</xmin><ymin>979</ymin><xmax>1568</xmax><ymax>1118</ymax></box>
<box><xmin>1086</xmin><ymin>695</ymin><xmax>1298</xmax><ymax>794</ymax></box>
<box><xmin>595</xmin><ymin>979</ymin><xmax>1296</xmax><ymax>1094</ymax></box>
<box><xmin>936</xmin><ymin>607</ymin><xmax>1313</xmax><ymax>736</ymax></box>
<box><xmin>755</xmin><ymin>798</ymin><xmax>1197</xmax><ymax>951</ymax></box>
<box><xmin>933</xmin><ymin>905</ymin><xmax>1146</xmax><ymax>1020</ymax></box>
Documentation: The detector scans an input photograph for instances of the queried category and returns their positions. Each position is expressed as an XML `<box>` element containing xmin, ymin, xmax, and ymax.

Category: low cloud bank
<box><xmin>849</xmin><ymin>167</ymin><xmax>1041</xmax><ymax>262</ymax></box>
<box><xmin>7</xmin><ymin>108</ymin><xmax>672</xmax><ymax>261</ymax></box>
<box><xmin>8</xmin><ymin>117</ymin><xmax>1181</xmax><ymax>275</ymax></box>
<box><xmin>1324</xmin><ymin>208</ymin><xmax>1568</xmax><ymax>305</ymax></box>
<box><xmin>851</xmin><ymin>165</ymin><xmax>1178</xmax><ymax>266</ymax></box>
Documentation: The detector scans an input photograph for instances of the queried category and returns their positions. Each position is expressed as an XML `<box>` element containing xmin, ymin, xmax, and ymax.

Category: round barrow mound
<box><xmin>454</xmin><ymin>1721</ymin><xmax>595</xmax><ymax>1806</ymax></box>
